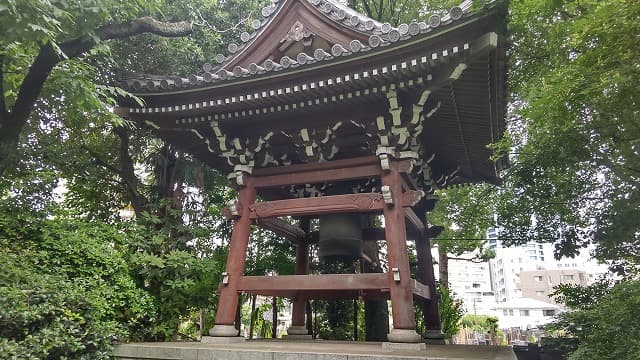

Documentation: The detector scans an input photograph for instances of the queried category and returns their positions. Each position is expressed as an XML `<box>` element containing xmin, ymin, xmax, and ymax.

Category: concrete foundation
<box><xmin>114</xmin><ymin>340</ymin><xmax>516</xmax><ymax>360</ymax></box>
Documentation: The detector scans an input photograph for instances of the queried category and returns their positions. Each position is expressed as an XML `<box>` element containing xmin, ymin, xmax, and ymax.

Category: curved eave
<box><xmin>119</xmin><ymin>0</ymin><xmax>482</xmax><ymax>97</ymax></box>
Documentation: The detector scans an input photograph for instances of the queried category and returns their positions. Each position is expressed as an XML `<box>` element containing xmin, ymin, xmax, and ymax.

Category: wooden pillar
<box><xmin>289</xmin><ymin>218</ymin><xmax>311</xmax><ymax>336</ymax></box>
<box><xmin>416</xmin><ymin>227</ymin><xmax>441</xmax><ymax>332</ymax></box>
<box><xmin>210</xmin><ymin>175</ymin><xmax>256</xmax><ymax>337</ymax></box>
<box><xmin>380</xmin><ymin>158</ymin><xmax>421</xmax><ymax>343</ymax></box>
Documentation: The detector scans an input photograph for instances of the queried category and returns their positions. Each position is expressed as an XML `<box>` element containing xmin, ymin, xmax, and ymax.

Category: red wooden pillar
<box><xmin>288</xmin><ymin>218</ymin><xmax>310</xmax><ymax>336</ymax></box>
<box><xmin>415</xmin><ymin>227</ymin><xmax>442</xmax><ymax>335</ymax></box>
<box><xmin>210</xmin><ymin>175</ymin><xmax>256</xmax><ymax>337</ymax></box>
<box><xmin>380</xmin><ymin>158</ymin><xmax>421</xmax><ymax>343</ymax></box>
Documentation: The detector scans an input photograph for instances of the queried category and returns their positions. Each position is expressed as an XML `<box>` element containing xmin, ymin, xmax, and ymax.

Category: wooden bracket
<box><xmin>401</xmin><ymin>189</ymin><xmax>425</xmax><ymax>207</ymax></box>
<box><xmin>381</xmin><ymin>185</ymin><xmax>393</xmax><ymax>205</ymax></box>
<box><xmin>222</xmin><ymin>199</ymin><xmax>242</xmax><ymax>220</ymax></box>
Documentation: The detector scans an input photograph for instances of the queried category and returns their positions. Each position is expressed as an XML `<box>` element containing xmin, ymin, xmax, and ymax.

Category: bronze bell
<box><xmin>318</xmin><ymin>213</ymin><xmax>363</xmax><ymax>262</ymax></box>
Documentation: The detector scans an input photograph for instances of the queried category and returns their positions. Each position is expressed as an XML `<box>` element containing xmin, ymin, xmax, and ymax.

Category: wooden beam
<box><xmin>254</xmin><ymin>218</ymin><xmax>305</xmax><ymax>241</ymax></box>
<box><xmin>251</xmin><ymin>156</ymin><xmax>414</xmax><ymax>189</ymax></box>
<box><xmin>239</xmin><ymin>289</ymin><xmax>390</xmax><ymax>301</ymax></box>
<box><xmin>248</xmin><ymin>191</ymin><xmax>424</xmax><ymax>219</ymax></box>
<box><xmin>412</xmin><ymin>279</ymin><xmax>431</xmax><ymax>300</ymax></box>
<box><xmin>237</xmin><ymin>273</ymin><xmax>389</xmax><ymax>292</ymax></box>
<box><xmin>249</xmin><ymin>193</ymin><xmax>384</xmax><ymax>219</ymax></box>
<box><xmin>253</xmin><ymin>163</ymin><xmax>383</xmax><ymax>189</ymax></box>
<box><xmin>252</xmin><ymin>156</ymin><xmax>379</xmax><ymax>176</ymax></box>
<box><xmin>404</xmin><ymin>207</ymin><xmax>426</xmax><ymax>235</ymax></box>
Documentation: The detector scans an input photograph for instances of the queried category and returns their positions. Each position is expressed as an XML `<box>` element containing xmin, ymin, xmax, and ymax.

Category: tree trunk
<box><xmin>439</xmin><ymin>250</ymin><xmax>449</xmax><ymax>288</ymax></box>
<box><xmin>249</xmin><ymin>294</ymin><xmax>257</xmax><ymax>339</ymax></box>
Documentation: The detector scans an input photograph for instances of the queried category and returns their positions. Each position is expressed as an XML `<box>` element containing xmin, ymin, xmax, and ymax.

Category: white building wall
<box><xmin>433</xmin><ymin>247</ymin><xmax>497</xmax><ymax>316</ymax></box>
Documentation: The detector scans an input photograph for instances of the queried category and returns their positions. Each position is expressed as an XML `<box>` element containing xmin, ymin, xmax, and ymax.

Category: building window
<box><xmin>519</xmin><ymin>310</ymin><xmax>530</xmax><ymax>316</ymax></box>
<box><xmin>535</xmin><ymin>276</ymin><xmax>543</xmax><ymax>282</ymax></box>
<box><xmin>543</xmin><ymin>310</ymin><xmax>556</xmax><ymax>317</ymax></box>
<box><xmin>472</xmin><ymin>283</ymin><xmax>480</xmax><ymax>288</ymax></box>
<box><xmin>564</xmin><ymin>275</ymin><xmax>574</xmax><ymax>281</ymax></box>
<box><xmin>509</xmin><ymin>309</ymin><xmax>514</xmax><ymax>316</ymax></box>
<box><xmin>503</xmin><ymin>309</ymin><xmax>508</xmax><ymax>316</ymax></box>
<box><xmin>540</xmin><ymin>257</ymin><xmax>545</xmax><ymax>261</ymax></box>
<box><xmin>536</xmin><ymin>291</ymin><xmax>545</xmax><ymax>296</ymax></box>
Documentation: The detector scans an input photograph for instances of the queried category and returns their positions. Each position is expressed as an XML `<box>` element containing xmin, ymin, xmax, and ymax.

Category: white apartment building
<box><xmin>493</xmin><ymin>297</ymin><xmax>562</xmax><ymax>330</ymax></box>
<box><xmin>486</xmin><ymin>227</ymin><xmax>608</xmax><ymax>303</ymax></box>
<box><xmin>432</xmin><ymin>247</ymin><xmax>497</xmax><ymax>316</ymax></box>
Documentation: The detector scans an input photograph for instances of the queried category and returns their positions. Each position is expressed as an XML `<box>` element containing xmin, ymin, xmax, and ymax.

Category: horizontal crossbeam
<box><xmin>253</xmin><ymin>218</ymin><xmax>306</xmax><ymax>241</ymax></box>
<box><xmin>248</xmin><ymin>190</ymin><xmax>423</xmax><ymax>219</ymax></box>
<box><xmin>251</xmin><ymin>156</ymin><xmax>413</xmax><ymax>189</ymax></box>
<box><xmin>234</xmin><ymin>274</ymin><xmax>430</xmax><ymax>300</ymax></box>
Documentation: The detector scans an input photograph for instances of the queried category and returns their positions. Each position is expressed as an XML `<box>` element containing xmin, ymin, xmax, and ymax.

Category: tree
<box><xmin>1</xmin><ymin>0</ymin><xmax>261</xmax><ymax>343</ymax></box>
<box><xmin>548</xmin><ymin>280</ymin><xmax>640</xmax><ymax>360</ymax></box>
<box><xmin>429</xmin><ymin>184</ymin><xmax>496</xmax><ymax>287</ymax></box>
<box><xmin>496</xmin><ymin>0</ymin><xmax>640</xmax><ymax>276</ymax></box>
<box><xmin>0</xmin><ymin>0</ymin><xmax>198</xmax><ymax>176</ymax></box>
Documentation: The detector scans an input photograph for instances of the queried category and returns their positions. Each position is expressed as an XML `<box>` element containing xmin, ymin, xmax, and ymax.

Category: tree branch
<box><xmin>0</xmin><ymin>55</ymin><xmax>6</xmax><ymax>119</ymax></box>
<box><xmin>114</xmin><ymin>126</ymin><xmax>148</xmax><ymax>216</ymax></box>
<box><xmin>96</xmin><ymin>16</ymin><xmax>193</xmax><ymax>40</ymax></box>
<box><xmin>447</xmin><ymin>256</ymin><xmax>486</xmax><ymax>263</ymax></box>
<box><xmin>81</xmin><ymin>144</ymin><xmax>122</xmax><ymax>176</ymax></box>
<box><xmin>0</xmin><ymin>17</ymin><xmax>194</xmax><ymax>177</ymax></box>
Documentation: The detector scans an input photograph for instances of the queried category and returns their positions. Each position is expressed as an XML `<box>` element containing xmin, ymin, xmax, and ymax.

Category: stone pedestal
<box><xmin>423</xmin><ymin>329</ymin><xmax>447</xmax><ymax>345</ymax></box>
<box><xmin>386</xmin><ymin>329</ymin><xmax>422</xmax><ymax>343</ymax></box>
<box><xmin>287</xmin><ymin>325</ymin><xmax>309</xmax><ymax>335</ymax></box>
<box><xmin>284</xmin><ymin>325</ymin><xmax>312</xmax><ymax>340</ymax></box>
<box><xmin>209</xmin><ymin>324</ymin><xmax>239</xmax><ymax>337</ymax></box>
<box><xmin>201</xmin><ymin>336</ymin><xmax>246</xmax><ymax>344</ymax></box>
<box><xmin>382</xmin><ymin>342</ymin><xmax>427</xmax><ymax>351</ymax></box>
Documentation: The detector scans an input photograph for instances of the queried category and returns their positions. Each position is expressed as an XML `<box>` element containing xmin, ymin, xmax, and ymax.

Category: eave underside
<box><xmin>122</xmin><ymin>18</ymin><xmax>507</xmax><ymax>194</ymax></box>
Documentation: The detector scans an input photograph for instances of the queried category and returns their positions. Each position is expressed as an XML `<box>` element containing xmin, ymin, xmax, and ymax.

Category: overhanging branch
<box><xmin>96</xmin><ymin>17</ymin><xmax>193</xmax><ymax>40</ymax></box>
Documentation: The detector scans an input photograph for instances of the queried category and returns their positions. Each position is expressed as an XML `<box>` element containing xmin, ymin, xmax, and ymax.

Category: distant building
<box><xmin>489</xmin><ymin>239</ymin><xmax>554</xmax><ymax>303</ymax></box>
<box><xmin>518</xmin><ymin>269</ymin><xmax>589</xmax><ymax>305</ymax></box>
<box><xmin>493</xmin><ymin>297</ymin><xmax>563</xmax><ymax>330</ymax></box>
<box><xmin>446</xmin><ymin>252</ymin><xmax>497</xmax><ymax>316</ymax></box>
<box><xmin>485</xmin><ymin>227</ymin><xmax>607</xmax><ymax>303</ymax></box>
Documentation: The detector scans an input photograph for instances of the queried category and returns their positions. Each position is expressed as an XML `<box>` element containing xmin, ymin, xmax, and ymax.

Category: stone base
<box><xmin>208</xmin><ymin>324</ymin><xmax>239</xmax><ymax>337</ymax></box>
<box><xmin>382</xmin><ymin>342</ymin><xmax>427</xmax><ymax>351</ymax></box>
<box><xmin>386</xmin><ymin>329</ymin><xmax>422</xmax><ymax>343</ymax></box>
<box><xmin>201</xmin><ymin>336</ymin><xmax>246</xmax><ymax>344</ymax></box>
<box><xmin>283</xmin><ymin>334</ymin><xmax>314</xmax><ymax>340</ymax></box>
<box><xmin>287</xmin><ymin>325</ymin><xmax>310</xmax><ymax>335</ymax></box>
<box><xmin>423</xmin><ymin>330</ymin><xmax>447</xmax><ymax>345</ymax></box>
<box><xmin>115</xmin><ymin>340</ymin><xmax>517</xmax><ymax>360</ymax></box>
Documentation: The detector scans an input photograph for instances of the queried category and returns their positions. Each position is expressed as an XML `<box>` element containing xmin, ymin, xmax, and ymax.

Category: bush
<box><xmin>548</xmin><ymin>280</ymin><xmax>640</xmax><ymax>360</ymax></box>
<box><xmin>0</xmin><ymin>211</ymin><xmax>155</xmax><ymax>359</ymax></box>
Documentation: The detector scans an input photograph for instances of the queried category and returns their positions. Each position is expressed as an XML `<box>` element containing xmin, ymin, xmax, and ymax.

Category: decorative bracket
<box><xmin>381</xmin><ymin>185</ymin><xmax>393</xmax><ymax>205</ymax></box>
<box><xmin>227</xmin><ymin>164</ymin><xmax>254</xmax><ymax>187</ymax></box>
<box><xmin>392</xmin><ymin>267</ymin><xmax>400</xmax><ymax>282</ymax></box>
<box><xmin>222</xmin><ymin>199</ymin><xmax>242</xmax><ymax>220</ymax></box>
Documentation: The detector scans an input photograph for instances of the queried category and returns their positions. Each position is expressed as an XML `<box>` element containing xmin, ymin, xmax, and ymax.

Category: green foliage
<box><xmin>461</xmin><ymin>314</ymin><xmax>499</xmax><ymax>334</ymax></box>
<box><xmin>497</xmin><ymin>0</ymin><xmax>640</xmax><ymax>275</ymax></box>
<box><xmin>430</xmin><ymin>184</ymin><xmax>497</xmax><ymax>256</ymax></box>
<box><xmin>547</xmin><ymin>280</ymin><xmax>640</xmax><ymax>360</ymax></box>
<box><xmin>438</xmin><ymin>284</ymin><xmax>464</xmax><ymax>339</ymax></box>
<box><xmin>0</xmin><ymin>205</ymin><xmax>155</xmax><ymax>358</ymax></box>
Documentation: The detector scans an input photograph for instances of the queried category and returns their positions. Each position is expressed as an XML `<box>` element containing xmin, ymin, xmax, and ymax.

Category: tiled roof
<box><xmin>122</xmin><ymin>0</ymin><xmax>474</xmax><ymax>93</ymax></box>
